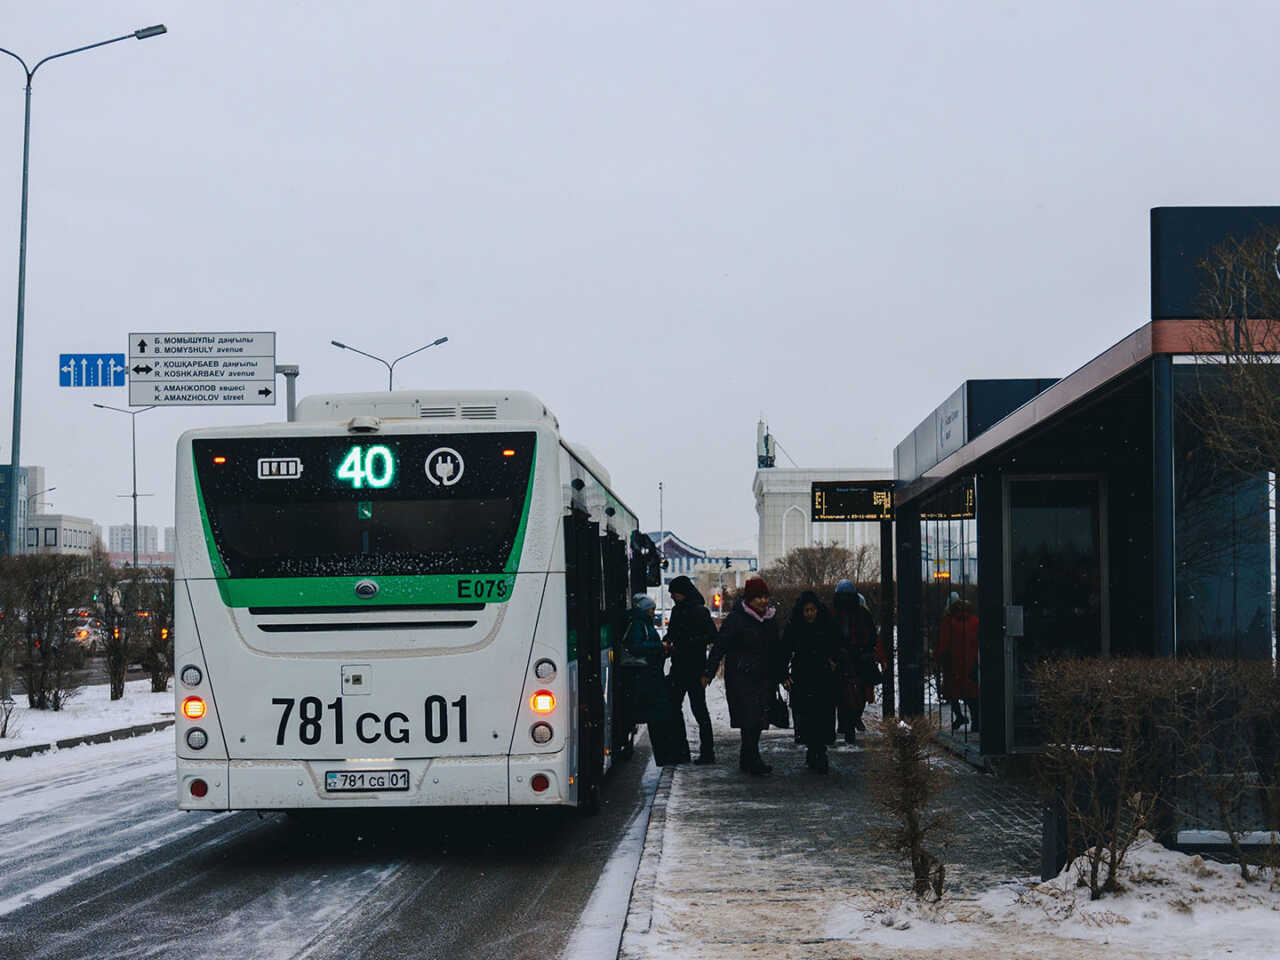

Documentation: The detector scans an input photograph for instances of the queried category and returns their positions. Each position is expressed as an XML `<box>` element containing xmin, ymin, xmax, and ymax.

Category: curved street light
<box><xmin>0</xmin><ymin>25</ymin><xmax>168</xmax><ymax>556</ymax></box>
<box><xmin>21</xmin><ymin>485</ymin><xmax>54</xmax><ymax>550</ymax></box>
<box><xmin>330</xmin><ymin>336</ymin><xmax>449</xmax><ymax>390</ymax></box>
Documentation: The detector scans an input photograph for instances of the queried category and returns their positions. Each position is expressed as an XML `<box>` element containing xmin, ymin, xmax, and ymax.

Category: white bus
<box><xmin>174</xmin><ymin>390</ymin><xmax>658</xmax><ymax>813</ymax></box>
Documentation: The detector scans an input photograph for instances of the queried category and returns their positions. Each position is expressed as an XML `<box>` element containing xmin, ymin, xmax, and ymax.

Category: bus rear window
<box><xmin>193</xmin><ymin>432</ymin><xmax>535</xmax><ymax>578</ymax></box>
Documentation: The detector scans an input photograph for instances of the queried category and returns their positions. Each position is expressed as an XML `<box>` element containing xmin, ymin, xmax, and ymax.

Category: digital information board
<box><xmin>811</xmin><ymin>481</ymin><xmax>894</xmax><ymax>522</ymax></box>
<box><xmin>811</xmin><ymin>479</ymin><xmax>976</xmax><ymax>523</ymax></box>
<box><xmin>919</xmin><ymin>481</ymin><xmax>976</xmax><ymax>521</ymax></box>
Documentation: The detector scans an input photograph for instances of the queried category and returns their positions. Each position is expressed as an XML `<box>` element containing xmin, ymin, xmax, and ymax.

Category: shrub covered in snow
<box><xmin>1036</xmin><ymin>657</ymin><xmax>1280</xmax><ymax>896</ymax></box>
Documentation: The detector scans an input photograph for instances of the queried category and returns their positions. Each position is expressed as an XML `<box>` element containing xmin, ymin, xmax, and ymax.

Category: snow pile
<box><xmin>1</xmin><ymin>678</ymin><xmax>173</xmax><ymax>752</ymax></box>
<box><xmin>982</xmin><ymin>832</ymin><xmax>1280</xmax><ymax>955</ymax></box>
<box><xmin>826</xmin><ymin>833</ymin><xmax>1280</xmax><ymax>959</ymax></box>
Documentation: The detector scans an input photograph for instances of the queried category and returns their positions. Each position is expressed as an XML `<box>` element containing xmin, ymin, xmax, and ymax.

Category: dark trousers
<box><xmin>837</xmin><ymin>702</ymin><xmax>863</xmax><ymax>739</ymax></box>
<box><xmin>670</xmin><ymin>673</ymin><xmax>712</xmax><ymax>730</ymax></box>
<box><xmin>739</xmin><ymin>725</ymin><xmax>763</xmax><ymax>769</ymax></box>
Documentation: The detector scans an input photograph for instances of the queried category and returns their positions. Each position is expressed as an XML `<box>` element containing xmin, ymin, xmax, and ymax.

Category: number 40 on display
<box><xmin>337</xmin><ymin>445</ymin><xmax>396</xmax><ymax>489</ymax></box>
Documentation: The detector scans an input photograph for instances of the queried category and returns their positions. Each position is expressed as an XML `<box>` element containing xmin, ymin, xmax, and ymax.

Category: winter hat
<box><xmin>835</xmin><ymin>579</ymin><xmax>856</xmax><ymax>594</ymax></box>
<box><xmin>668</xmin><ymin>575</ymin><xmax>695</xmax><ymax>597</ymax></box>
<box><xmin>633</xmin><ymin>594</ymin><xmax>656</xmax><ymax>612</ymax></box>
<box><xmin>742</xmin><ymin>576</ymin><xmax>769</xmax><ymax>601</ymax></box>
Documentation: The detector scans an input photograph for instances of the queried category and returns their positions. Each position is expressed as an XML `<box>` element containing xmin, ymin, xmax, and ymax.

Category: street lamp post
<box><xmin>93</xmin><ymin>403</ymin><xmax>155</xmax><ymax>568</ymax></box>
<box><xmin>330</xmin><ymin>337</ymin><xmax>448</xmax><ymax>390</ymax></box>
<box><xmin>22</xmin><ymin>485</ymin><xmax>54</xmax><ymax>552</ymax></box>
<box><xmin>0</xmin><ymin>24</ymin><xmax>167</xmax><ymax>557</ymax></box>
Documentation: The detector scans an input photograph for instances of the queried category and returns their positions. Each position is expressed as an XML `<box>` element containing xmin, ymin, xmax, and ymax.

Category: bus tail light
<box><xmin>530</xmin><ymin>774</ymin><xmax>549</xmax><ymax>793</ymax></box>
<box><xmin>186</xmin><ymin>728</ymin><xmax>208</xmax><ymax>750</ymax></box>
<box><xmin>189</xmin><ymin>778</ymin><xmax>209</xmax><ymax>798</ymax></box>
<box><xmin>531</xmin><ymin>722</ymin><xmax>553</xmax><ymax>744</ymax></box>
<box><xmin>181</xmin><ymin>696</ymin><xmax>207</xmax><ymax>720</ymax></box>
<box><xmin>530</xmin><ymin>691</ymin><xmax>555</xmax><ymax>714</ymax></box>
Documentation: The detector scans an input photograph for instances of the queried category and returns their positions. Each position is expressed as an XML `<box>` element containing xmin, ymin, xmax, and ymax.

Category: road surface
<box><xmin>0</xmin><ymin>732</ymin><xmax>653</xmax><ymax>959</ymax></box>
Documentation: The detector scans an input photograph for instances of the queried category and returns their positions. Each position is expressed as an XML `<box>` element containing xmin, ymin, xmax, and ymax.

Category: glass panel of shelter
<box><xmin>1172</xmin><ymin>365</ymin><xmax>1276</xmax><ymax>660</ymax></box>
<box><xmin>1003</xmin><ymin>474</ymin><xmax>1107</xmax><ymax>752</ymax></box>
<box><xmin>919</xmin><ymin>479</ymin><xmax>979</xmax><ymax>750</ymax></box>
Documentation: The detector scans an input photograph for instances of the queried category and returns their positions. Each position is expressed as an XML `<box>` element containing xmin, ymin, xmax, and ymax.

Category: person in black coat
<box><xmin>703</xmin><ymin>576</ymin><xmax>782</xmax><ymax>776</ymax></box>
<box><xmin>832</xmin><ymin>579</ymin><xmax>883</xmax><ymax>745</ymax></box>
<box><xmin>621</xmin><ymin>594</ymin><xmax>687</xmax><ymax>766</ymax></box>
<box><xmin>665</xmin><ymin>575</ymin><xmax>717</xmax><ymax>764</ymax></box>
<box><xmin>781</xmin><ymin>590</ymin><xmax>841</xmax><ymax>773</ymax></box>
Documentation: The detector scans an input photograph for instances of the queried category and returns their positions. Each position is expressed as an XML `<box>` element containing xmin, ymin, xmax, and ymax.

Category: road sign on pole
<box><xmin>127</xmin><ymin>332</ymin><xmax>277</xmax><ymax>406</ymax></box>
<box><xmin>58</xmin><ymin>353</ymin><xmax>126</xmax><ymax>387</ymax></box>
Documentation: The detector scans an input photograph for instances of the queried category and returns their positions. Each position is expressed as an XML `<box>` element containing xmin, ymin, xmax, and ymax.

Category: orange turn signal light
<box><xmin>213</xmin><ymin>456</ymin><xmax>227</xmax><ymax>464</ymax></box>
<box><xmin>502</xmin><ymin>449</ymin><xmax>516</xmax><ymax>457</ymax></box>
<box><xmin>530</xmin><ymin>690</ymin><xmax>556</xmax><ymax>714</ymax></box>
<box><xmin>181</xmin><ymin>696</ymin><xmax>207</xmax><ymax>720</ymax></box>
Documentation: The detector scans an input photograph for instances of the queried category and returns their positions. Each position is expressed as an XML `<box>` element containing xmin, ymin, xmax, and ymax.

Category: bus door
<box><xmin>564</xmin><ymin>509</ymin><xmax>604</xmax><ymax>809</ymax></box>
<box><xmin>601</xmin><ymin>532</ymin><xmax>630</xmax><ymax>757</ymax></box>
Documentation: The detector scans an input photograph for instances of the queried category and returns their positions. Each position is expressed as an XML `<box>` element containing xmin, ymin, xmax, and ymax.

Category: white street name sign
<box><xmin>128</xmin><ymin>331</ymin><xmax>277</xmax><ymax>406</ymax></box>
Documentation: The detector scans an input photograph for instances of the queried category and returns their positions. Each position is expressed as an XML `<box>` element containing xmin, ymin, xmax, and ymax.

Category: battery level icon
<box><xmin>257</xmin><ymin>457</ymin><xmax>304</xmax><ymax>480</ymax></box>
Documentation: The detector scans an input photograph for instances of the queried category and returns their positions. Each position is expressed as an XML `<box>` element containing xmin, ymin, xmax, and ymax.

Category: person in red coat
<box><xmin>937</xmin><ymin>595</ymin><xmax>980</xmax><ymax>732</ymax></box>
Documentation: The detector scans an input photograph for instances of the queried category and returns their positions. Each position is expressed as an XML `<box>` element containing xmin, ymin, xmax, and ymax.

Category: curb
<box><xmin>619</xmin><ymin>763</ymin><xmax>675</xmax><ymax>950</ymax></box>
<box><xmin>0</xmin><ymin>718</ymin><xmax>174</xmax><ymax>761</ymax></box>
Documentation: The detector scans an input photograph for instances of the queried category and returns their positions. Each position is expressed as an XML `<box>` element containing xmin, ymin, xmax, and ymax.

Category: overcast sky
<box><xmin>0</xmin><ymin>2</ymin><xmax>1276</xmax><ymax>551</ymax></box>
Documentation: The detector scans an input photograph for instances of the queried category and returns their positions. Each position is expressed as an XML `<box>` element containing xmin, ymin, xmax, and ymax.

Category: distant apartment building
<box><xmin>164</xmin><ymin>526</ymin><xmax>177</xmax><ymax>554</ymax></box>
<box><xmin>24</xmin><ymin>465</ymin><xmax>49</xmax><ymax>513</ymax></box>
<box><xmin>109</xmin><ymin>524</ymin><xmax>160</xmax><ymax>556</ymax></box>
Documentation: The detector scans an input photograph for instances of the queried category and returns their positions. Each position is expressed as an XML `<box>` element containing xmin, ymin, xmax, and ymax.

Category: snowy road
<box><xmin>0</xmin><ymin>733</ymin><xmax>656</xmax><ymax>959</ymax></box>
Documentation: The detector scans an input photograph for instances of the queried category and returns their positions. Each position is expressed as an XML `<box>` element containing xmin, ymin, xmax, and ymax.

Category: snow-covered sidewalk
<box><xmin>620</xmin><ymin>682</ymin><xmax>1280</xmax><ymax>959</ymax></box>
<box><xmin>1</xmin><ymin>678</ymin><xmax>173</xmax><ymax>755</ymax></box>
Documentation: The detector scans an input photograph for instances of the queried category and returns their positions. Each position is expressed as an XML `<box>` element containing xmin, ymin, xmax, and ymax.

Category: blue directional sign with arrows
<box><xmin>59</xmin><ymin>353</ymin><xmax>127</xmax><ymax>387</ymax></box>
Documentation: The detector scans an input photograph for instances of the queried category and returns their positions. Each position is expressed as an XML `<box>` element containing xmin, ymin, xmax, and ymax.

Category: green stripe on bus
<box><xmin>216</xmin><ymin>574</ymin><xmax>518</xmax><ymax>607</ymax></box>
<box><xmin>503</xmin><ymin>437</ymin><xmax>537</xmax><ymax>574</ymax></box>
<box><xmin>192</xmin><ymin>459</ymin><xmax>229</xmax><ymax>579</ymax></box>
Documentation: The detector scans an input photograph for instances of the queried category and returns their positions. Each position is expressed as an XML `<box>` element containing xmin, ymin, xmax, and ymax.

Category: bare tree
<box><xmin>0</xmin><ymin>561</ymin><xmax>21</xmax><ymax>705</ymax></box>
<box><xmin>1191</xmin><ymin>227</ymin><xmax>1280</xmax><ymax>478</ymax></box>
<box><xmin>135</xmin><ymin>569</ymin><xmax>175</xmax><ymax>693</ymax></box>
<box><xmin>764</xmin><ymin>542</ymin><xmax>876</xmax><ymax>587</ymax></box>
<box><xmin>10</xmin><ymin>555</ymin><xmax>91</xmax><ymax>710</ymax></box>
<box><xmin>89</xmin><ymin>548</ymin><xmax>136</xmax><ymax>701</ymax></box>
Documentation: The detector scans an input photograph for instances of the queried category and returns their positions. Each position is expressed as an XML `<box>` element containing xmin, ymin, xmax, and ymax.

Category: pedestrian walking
<box><xmin>703</xmin><ymin>576</ymin><xmax>782</xmax><ymax>776</ymax></box>
<box><xmin>621</xmin><ymin>594</ymin><xmax>687</xmax><ymax>766</ymax></box>
<box><xmin>780</xmin><ymin>590</ymin><xmax>841</xmax><ymax>773</ymax></box>
<box><xmin>832</xmin><ymin>579</ymin><xmax>883</xmax><ymax>745</ymax></box>
<box><xmin>938</xmin><ymin>594</ymin><xmax>980</xmax><ymax>732</ymax></box>
<box><xmin>665</xmin><ymin>575</ymin><xmax>717</xmax><ymax>764</ymax></box>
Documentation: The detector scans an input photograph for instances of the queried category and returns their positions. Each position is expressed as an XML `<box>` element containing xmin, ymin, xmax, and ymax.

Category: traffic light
<box><xmin>723</xmin><ymin>556</ymin><xmax>731</xmax><ymax>568</ymax></box>
<box><xmin>712</xmin><ymin>592</ymin><xmax>722</xmax><ymax>610</ymax></box>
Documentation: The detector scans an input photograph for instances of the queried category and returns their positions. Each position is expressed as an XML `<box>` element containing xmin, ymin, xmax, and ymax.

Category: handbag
<box><xmin>768</xmin><ymin>687</ymin><xmax>791</xmax><ymax>729</ymax></box>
